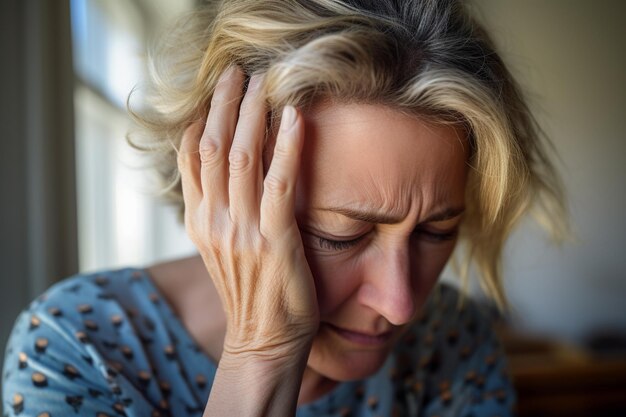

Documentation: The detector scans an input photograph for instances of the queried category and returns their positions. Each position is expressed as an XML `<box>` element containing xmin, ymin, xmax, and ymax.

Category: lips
<box><xmin>325</xmin><ymin>323</ymin><xmax>393</xmax><ymax>346</ymax></box>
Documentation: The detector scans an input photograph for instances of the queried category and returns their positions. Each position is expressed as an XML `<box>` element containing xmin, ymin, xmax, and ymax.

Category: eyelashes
<box><xmin>317</xmin><ymin>229</ymin><xmax>458</xmax><ymax>251</ymax></box>
<box><xmin>418</xmin><ymin>229</ymin><xmax>458</xmax><ymax>243</ymax></box>
<box><xmin>318</xmin><ymin>235</ymin><xmax>365</xmax><ymax>251</ymax></box>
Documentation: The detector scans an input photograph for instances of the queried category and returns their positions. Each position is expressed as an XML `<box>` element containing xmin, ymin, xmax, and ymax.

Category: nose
<box><xmin>357</xmin><ymin>243</ymin><xmax>416</xmax><ymax>325</ymax></box>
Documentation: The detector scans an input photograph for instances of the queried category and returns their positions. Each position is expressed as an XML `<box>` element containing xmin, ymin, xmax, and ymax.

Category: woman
<box><xmin>2</xmin><ymin>0</ymin><xmax>567</xmax><ymax>416</ymax></box>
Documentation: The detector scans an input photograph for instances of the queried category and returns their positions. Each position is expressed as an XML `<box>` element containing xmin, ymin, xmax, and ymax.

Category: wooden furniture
<box><xmin>498</xmin><ymin>326</ymin><xmax>626</xmax><ymax>417</ymax></box>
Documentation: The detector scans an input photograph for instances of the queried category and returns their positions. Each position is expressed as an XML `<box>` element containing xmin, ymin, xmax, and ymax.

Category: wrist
<box><xmin>206</xmin><ymin>342</ymin><xmax>312</xmax><ymax>417</ymax></box>
<box><xmin>220</xmin><ymin>333</ymin><xmax>314</xmax><ymax>372</ymax></box>
<box><xmin>223</xmin><ymin>319</ymin><xmax>318</xmax><ymax>357</ymax></box>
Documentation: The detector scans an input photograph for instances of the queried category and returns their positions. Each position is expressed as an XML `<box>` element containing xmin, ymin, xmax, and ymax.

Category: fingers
<box><xmin>199</xmin><ymin>66</ymin><xmax>245</xmax><ymax>208</ymax></box>
<box><xmin>178</xmin><ymin>120</ymin><xmax>204</xmax><ymax>211</ymax></box>
<box><xmin>260</xmin><ymin>106</ymin><xmax>304</xmax><ymax>240</ymax></box>
<box><xmin>182</xmin><ymin>65</ymin><xmax>304</xmax><ymax>244</ymax></box>
<box><xmin>228</xmin><ymin>74</ymin><xmax>266</xmax><ymax>224</ymax></box>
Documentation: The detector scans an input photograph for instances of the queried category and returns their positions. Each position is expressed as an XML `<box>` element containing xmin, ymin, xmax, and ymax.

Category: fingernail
<box><xmin>281</xmin><ymin>106</ymin><xmax>296</xmax><ymax>131</ymax></box>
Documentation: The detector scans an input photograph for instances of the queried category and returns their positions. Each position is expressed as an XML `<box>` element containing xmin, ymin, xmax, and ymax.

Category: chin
<box><xmin>307</xmin><ymin>333</ymin><xmax>392</xmax><ymax>381</ymax></box>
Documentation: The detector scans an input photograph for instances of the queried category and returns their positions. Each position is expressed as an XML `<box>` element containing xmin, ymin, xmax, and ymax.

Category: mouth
<box><xmin>324</xmin><ymin>323</ymin><xmax>393</xmax><ymax>347</ymax></box>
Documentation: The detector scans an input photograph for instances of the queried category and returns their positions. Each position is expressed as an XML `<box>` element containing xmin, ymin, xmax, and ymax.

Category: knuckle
<box><xmin>177</xmin><ymin>131</ymin><xmax>200</xmax><ymax>168</ymax></box>
<box><xmin>199</xmin><ymin>138</ymin><xmax>222</xmax><ymax>166</ymax></box>
<box><xmin>259</xmin><ymin>220</ymin><xmax>279</xmax><ymax>241</ymax></box>
<box><xmin>228</xmin><ymin>148</ymin><xmax>252</xmax><ymax>173</ymax></box>
<box><xmin>264</xmin><ymin>174</ymin><xmax>291</xmax><ymax>199</ymax></box>
<box><xmin>253</xmin><ymin>233</ymin><xmax>270</xmax><ymax>252</ymax></box>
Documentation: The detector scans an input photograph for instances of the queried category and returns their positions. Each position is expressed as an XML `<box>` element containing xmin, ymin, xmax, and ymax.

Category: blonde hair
<box><xmin>128</xmin><ymin>0</ymin><xmax>568</xmax><ymax>310</ymax></box>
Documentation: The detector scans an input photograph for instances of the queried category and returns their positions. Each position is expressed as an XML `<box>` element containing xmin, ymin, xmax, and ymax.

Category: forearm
<box><xmin>202</xmin><ymin>345</ymin><xmax>312</xmax><ymax>417</ymax></box>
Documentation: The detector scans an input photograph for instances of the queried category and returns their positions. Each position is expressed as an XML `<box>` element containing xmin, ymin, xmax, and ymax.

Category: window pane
<box><xmin>71</xmin><ymin>0</ymin><xmax>196</xmax><ymax>272</ymax></box>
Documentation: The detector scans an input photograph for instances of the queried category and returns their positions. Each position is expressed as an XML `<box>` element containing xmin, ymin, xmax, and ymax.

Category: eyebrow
<box><xmin>318</xmin><ymin>205</ymin><xmax>465</xmax><ymax>224</ymax></box>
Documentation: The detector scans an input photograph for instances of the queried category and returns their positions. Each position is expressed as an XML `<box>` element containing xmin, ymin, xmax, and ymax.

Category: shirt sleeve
<box><xmin>2</xmin><ymin>279</ymin><xmax>159</xmax><ymax>417</ymax></box>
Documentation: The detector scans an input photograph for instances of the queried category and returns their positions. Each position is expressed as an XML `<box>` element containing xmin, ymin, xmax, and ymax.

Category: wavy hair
<box><xmin>128</xmin><ymin>0</ymin><xmax>568</xmax><ymax>310</ymax></box>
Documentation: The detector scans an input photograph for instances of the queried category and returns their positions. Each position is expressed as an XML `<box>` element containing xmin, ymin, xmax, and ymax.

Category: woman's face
<box><xmin>293</xmin><ymin>102</ymin><xmax>469</xmax><ymax>382</ymax></box>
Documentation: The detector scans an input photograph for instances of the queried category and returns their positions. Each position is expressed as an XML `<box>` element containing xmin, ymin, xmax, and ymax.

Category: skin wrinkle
<box><xmin>120</xmin><ymin>3</ymin><xmax>568</xmax><ymax>410</ymax></box>
<box><xmin>285</xmin><ymin>102</ymin><xmax>469</xmax><ymax>403</ymax></box>
<box><xmin>368</xmin><ymin>164</ymin><xmax>409</xmax><ymax>224</ymax></box>
<box><xmin>130</xmin><ymin>2</ymin><xmax>570</xmax><ymax>328</ymax></box>
<box><xmin>313</xmin><ymin>106</ymin><xmax>463</xmax><ymax>227</ymax></box>
<box><xmin>309</xmin><ymin>160</ymin><xmax>464</xmax><ymax>231</ymax></box>
<box><xmin>146</xmin><ymin>100</ymin><xmax>472</xmax><ymax>407</ymax></box>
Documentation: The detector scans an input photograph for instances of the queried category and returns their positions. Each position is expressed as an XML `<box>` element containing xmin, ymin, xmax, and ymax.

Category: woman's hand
<box><xmin>177</xmin><ymin>66</ymin><xmax>319</xmax><ymax>363</ymax></box>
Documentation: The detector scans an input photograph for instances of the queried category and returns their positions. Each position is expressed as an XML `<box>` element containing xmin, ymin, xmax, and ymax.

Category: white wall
<box><xmin>468</xmin><ymin>0</ymin><xmax>626</xmax><ymax>343</ymax></box>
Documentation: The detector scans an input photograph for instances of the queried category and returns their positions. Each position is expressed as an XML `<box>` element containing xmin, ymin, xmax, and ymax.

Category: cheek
<box><xmin>302</xmin><ymin>248</ymin><xmax>362</xmax><ymax>316</ymax></box>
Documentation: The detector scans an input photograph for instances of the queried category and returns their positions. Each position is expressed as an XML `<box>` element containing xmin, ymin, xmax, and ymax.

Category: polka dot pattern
<box><xmin>2</xmin><ymin>267</ymin><xmax>515</xmax><ymax>416</ymax></box>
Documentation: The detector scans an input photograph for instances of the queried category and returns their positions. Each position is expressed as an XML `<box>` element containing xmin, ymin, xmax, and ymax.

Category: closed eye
<box><xmin>318</xmin><ymin>228</ymin><xmax>458</xmax><ymax>251</ymax></box>
<box><xmin>318</xmin><ymin>235</ymin><xmax>365</xmax><ymax>251</ymax></box>
<box><xmin>414</xmin><ymin>228</ymin><xmax>458</xmax><ymax>243</ymax></box>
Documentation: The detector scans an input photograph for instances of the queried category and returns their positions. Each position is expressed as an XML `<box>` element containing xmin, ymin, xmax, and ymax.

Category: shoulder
<box><xmin>3</xmin><ymin>267</ymin><xmax>145</xmax><ymax>360</ymax></box>
<box><xmin>2</xmin><ymin>267</ymin><xmax>161</xmax><ymax>416</ymax></box>
<box><xmin>8</xmin><ymin>267</ymin><xmax>154</xmax><ymax>356</ymax></box>
<box><xmin>395</xmin><ymin>282</ymin><xmax>516</xmax><ymax>416</ymax></box>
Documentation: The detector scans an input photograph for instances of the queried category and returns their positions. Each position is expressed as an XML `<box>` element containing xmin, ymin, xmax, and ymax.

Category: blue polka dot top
<box><xmin>2</xmin><ymin>267</ymin><xmax>515</xmax><ymax>416</ymax></box>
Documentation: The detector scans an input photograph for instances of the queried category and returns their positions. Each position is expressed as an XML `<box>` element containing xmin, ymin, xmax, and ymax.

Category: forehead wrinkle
<box><xmin>298</xmin><ymin>102</ymin><xmax>468</xmax><ymax>227</ymax></box>
<box><xmin>309</xmin><ymin>152</ymin><xmax>463</xmax><ymax>227</ymax></box>
<box><xmin>361</xmin><ymin>163</ymin><xmax>412</xmax><ymax>220</ymax></box>
<box><xmin>328</xmin><ymin>145</ymin><xmax>452</xmax><ymax>224</ymax></box>
<box><xmin>315</xmin><ymin>169</ymin><xmax>420</xmax><ymax>225</ymax></box>
<box><xmin>309</xmin><ymin>172</ymin><xmax>406</xmax><ymax>224</ymax></box>
<box><xmin>374</xmin><ymin>144</ymin><xmax>430</xmax><ymax>224</ymax></box>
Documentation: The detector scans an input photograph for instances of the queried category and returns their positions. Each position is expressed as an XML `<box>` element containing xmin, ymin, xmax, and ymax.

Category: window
<box><xmin>71</xmin><ymin>0</ymin><xmax>196</xmax><ymax>272</ymax></box>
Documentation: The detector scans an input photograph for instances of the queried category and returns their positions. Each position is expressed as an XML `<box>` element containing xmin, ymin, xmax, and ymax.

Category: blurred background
<box><xmin>1</xmin><ymin>0</ymin><xmax>624</xmax><ymax>415</ymax></box>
